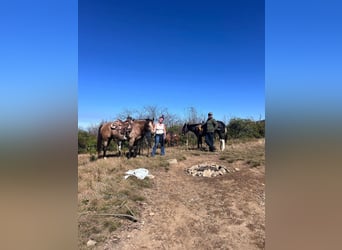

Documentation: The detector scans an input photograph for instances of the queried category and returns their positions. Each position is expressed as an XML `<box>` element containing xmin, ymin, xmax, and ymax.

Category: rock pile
<box><xmin>186</xmin><ymin>162</ymin><xmax>231</xmax><ymax>177</ymax></box>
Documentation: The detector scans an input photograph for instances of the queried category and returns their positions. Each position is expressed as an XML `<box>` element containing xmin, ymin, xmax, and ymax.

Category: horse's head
<box><xmin>145</xmin><ymin>118</ymin><xmax>154</xmax><ymax>133</ymax></box>
<box><xmin>141</xmin><ymin>118</ymin><xmax>153</xmax><ymax>142</ymax></box>
<box><xmin>182</xmin><ymin>123</ymin><xmax>188</xmax><ymax>135</ymax></box>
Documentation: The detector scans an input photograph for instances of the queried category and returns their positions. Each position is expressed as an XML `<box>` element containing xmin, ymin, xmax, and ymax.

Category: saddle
<box><xmin>110</xmin><ymin>122</ymin><xmax>120</xmax><ymax>130</ymax></box>
<box><xmin>196</xmin><ymin>125</ymin><xmax>204</xmax><ymax>133</ymax></box>
<box><xmin>111</xmin><ymin>120</ymin><xmax>133</xmax><ymax>137</ymax></box>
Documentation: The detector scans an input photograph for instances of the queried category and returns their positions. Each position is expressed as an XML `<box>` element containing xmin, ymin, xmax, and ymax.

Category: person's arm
<box><xmin>214</xmin><ymin>119</ymin><xmax>218</xmax><ymax>130</ymax></box>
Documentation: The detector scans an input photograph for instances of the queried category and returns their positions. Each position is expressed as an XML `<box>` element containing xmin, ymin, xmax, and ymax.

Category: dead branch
<box><xmin>79</xmin><ymin>212</ymin><xmax>138</xmax><ymax>222</ymax></box>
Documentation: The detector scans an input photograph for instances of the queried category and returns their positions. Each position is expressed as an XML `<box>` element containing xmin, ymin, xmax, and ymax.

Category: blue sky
<box><xmin>79</xmin><ymin>0</ymin><xmax>264</xmax><ymax>129</ymax></box>
<box><xmin>0</xmin><ymin>0</ymin><xmax>77</xmax><ymax>131</ymax></box>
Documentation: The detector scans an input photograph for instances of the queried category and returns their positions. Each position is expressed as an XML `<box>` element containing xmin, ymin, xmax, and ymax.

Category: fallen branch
<box><xmin>95</xmin><ymin>213</ymin><xmax>138</xmax><ymax>222</ymax></box>
<box><xmin>125</xmin><ymin>204</ymin><xmax>136</xmax><ymax>217</ymax></box>
<box><xmin>79</xmin><ymin>212</ymin><xmax>138</xmax><ymax>222</ymax></box>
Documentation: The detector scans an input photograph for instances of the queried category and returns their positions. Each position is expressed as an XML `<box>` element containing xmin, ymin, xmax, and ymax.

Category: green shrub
<box><xmin>227</xmin><ymin>119</ymin><xmax>265</xmax><ymax>139</ymax></box>
<box><xmin>78</xmin><ymin>128</ymin><xmax>98</xmax><ymax>154</ymax></box>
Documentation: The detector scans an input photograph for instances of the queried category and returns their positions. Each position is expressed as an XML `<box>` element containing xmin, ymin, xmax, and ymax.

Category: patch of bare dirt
<box><xmin>83</xmin><ymin>140</ymin><xmax>265</xmax><ymax>249</ymax></box>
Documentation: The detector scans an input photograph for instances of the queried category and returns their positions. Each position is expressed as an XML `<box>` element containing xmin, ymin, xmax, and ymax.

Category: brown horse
<box><xmin>127</xmin><ymin>118</ymin><xmax>154</xmax><ymax>158</ymax></box>
<box><xmin>97</xmin><ymin>119</ymin><xmax>131</xmax><ymax>158</ymax></box>
<box><xmin>165</xmin><ymin>131</ymin><xmax>180</xmax><ymax>147</ymax></box>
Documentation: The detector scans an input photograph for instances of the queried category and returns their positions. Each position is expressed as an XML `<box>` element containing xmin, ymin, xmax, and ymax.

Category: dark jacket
<box><xmin>206</xmin><ymin>117</ymin><xmax>218</xmax><ymax>133</ymax></box>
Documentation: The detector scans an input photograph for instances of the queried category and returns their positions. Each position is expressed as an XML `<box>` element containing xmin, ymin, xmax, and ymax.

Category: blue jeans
<box><xmin>205</xmin><ymin>132</ymin><xmax>215</xmax><ymax>151</ymax></box>
<box><xmin>152</xmin><ymin>134</ymin><xmax>165</xmax><ymax>156</ymax></box>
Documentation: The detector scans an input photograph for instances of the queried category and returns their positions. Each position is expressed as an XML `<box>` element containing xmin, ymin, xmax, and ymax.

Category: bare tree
<box><xmin>222</xmin><ymin>115</ymin><xmax>230</xmax><ymax>125</ymax></box>
<box><xmin>115</xmin><ymin>108</ymin><xmax>139</xmax><ymax>120</ymax></box>
<box><xmin>107</xmin><ymin>105</ymin><xmax>182</xmax><ymax>127</ymax></box>
<box><xmin>165</xmin><ymin>113</ymin><xmax>177</xmax><ymax>127</ymax></box>
<box><xmin>142</xmin><ymin>105</ymin><xmax>159</xmax><ymax>120</ymax></box>
<box><xmin>87</xmin><ymin>123</ymin><xmax>100</xmax><ymax>136</ymax></box>
<box><xmin>186</xmin><ymin>107</ymin><xmax>202</xmax><ymax>123</ymax></box>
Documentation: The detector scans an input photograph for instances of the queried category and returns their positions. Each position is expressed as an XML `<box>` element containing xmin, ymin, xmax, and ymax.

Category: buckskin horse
<box><xmin>182</xmin><ymin>121</ymin><xmax>227</xmax><ymax>151</ymax></box>
<box><xmin>127</xmin><ymin>118</ymin><xmax>154</xmax><ymax>158</ymax></box>
<box><xmin>97</xmin><ymin>119</ymin><xmax>132</xmax><ymax>158</ymax></box>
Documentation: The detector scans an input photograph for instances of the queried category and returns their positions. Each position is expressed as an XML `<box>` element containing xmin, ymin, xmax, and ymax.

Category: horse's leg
<box><xmin>134</xmin><ymin>141</ymin><xmax>139</xmax><ymax>157</ymax></box>
<box><xmin>97</xmin><ymin>143</ymin><xmax>102</xmax><ymax>158</ymax></box>
<box><xmin>142</xmin><ymin>137</ymin><xmax>147</xmax><ymax>156</ymax></box>
<box><xmin>138</xmin><ymin>139</ymin><xmax>142</xmax><ymax>156</ymax></box>
<box><xmin>127</xmin><ymin>145</ymin><xmax>132</xmax><ymax>159</ymax></box>
<box><xmin>218</xmin><ymin>132</ymin><xmax>225</xmax><ymax>151</ymax></box>
<box><xmin>103</xmin><ymin>140</ymin><xmax>108</xmax><ymax>159</ymax></box>
<box><xmin>98</xmin><ymin>143</ymin><xmax>103</xmax><ymax>158</ymax></box>
<box><xmin>117</xmin><ymin>141</ymin><xmax>122</xmax><ymax>156</ymax></box>
<box><xmin>136</xmin><ymin>138</ymin><xmax>144</xmax><ymax>157</ymax></box>
<box><xmin>198</xmin><ymin>135</ymin><xmax>203</xmax><ymax>150</ymax></box>
<box><xmin>97</xmin><ymin>125</ymin><xmax>103</xmax><ymax>159</ymax></box>
<box><xmin>147</xmin><ymin>140</ymin><xmax>150</xmax><ymax>157</ymax></box>
<box><xmin>220</xmin><ymin>139</ymin><xmax>225</xmax><ymax>151</ymax></box>
<box><xmin>145</xmin><ymin>136</ymin><xmax>151</xmax><ymax>157</ymax></box>
<box><xmin>127</xmin><ymin>139</ymin><xmax>134</xmax><ymax>159</ymax></box>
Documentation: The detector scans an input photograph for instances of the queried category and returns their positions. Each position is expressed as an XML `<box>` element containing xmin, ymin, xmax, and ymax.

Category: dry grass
<box><xmin>219</xmin><ymin>138</ymin><xmax>265</xmax><ymax>167</ymax></box>
<box><xmin>78</xmin><ymin>138</ymin><xmax>264</xmax><ymax>248</ymax></box>
<box><xmin>78</xmin><ymin>153</ymin><xmax>174</xmax><ymax>248</ymax></box>
<box><xmin>78</xmin><ymin>157</ymin><xmax>148</xmax><ymax>248</ymax></box>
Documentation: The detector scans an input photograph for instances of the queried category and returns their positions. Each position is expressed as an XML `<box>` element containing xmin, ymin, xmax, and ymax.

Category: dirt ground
<box><xmin>79</xmin><ymin>139</ymin><xmax>265</xmax><ymax>249</ymax></box>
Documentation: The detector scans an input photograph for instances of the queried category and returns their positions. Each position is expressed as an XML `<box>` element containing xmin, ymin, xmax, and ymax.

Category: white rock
<box><xmin>234</xmin><ymin>167</ymin><xmax>240</xmax><ymax>171</ymax></box>
<box><xmin>203</xmin><ymin>169</ymin><xmax>212</xmax><ymax>177</ymax></box>
<box><xmin>87</xmin><ymin>239</ymin><xmax>97</xmax><ymax>247</ymax></box>
<box><xmin>167</xmin><ymin>159</ymin><xmax>178</xmax><ymax>165</ymax></box>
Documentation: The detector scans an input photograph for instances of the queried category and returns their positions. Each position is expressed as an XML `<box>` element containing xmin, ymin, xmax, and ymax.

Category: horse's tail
<box><xmin>224</xmin><ymin>127</ymin><xmax>228</xmax><ymax>143</ymax></box>
<box><xmin>97</xmin><ymin>124</ymin><xmax>103</xmax><ymax>155</ymax></box>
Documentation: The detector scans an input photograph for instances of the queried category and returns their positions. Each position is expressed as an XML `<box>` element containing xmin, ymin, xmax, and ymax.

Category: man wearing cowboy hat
<box><xmin>205</xmin><ymin>112</ymin><xmax>218</xmax><ymax>152</ymax></box>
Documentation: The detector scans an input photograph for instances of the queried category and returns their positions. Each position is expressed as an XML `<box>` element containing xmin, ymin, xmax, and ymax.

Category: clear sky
<box><xmin>78</xmin><ymin>0</ymin><xmax>265</xmax><ymax>129</ymax></box>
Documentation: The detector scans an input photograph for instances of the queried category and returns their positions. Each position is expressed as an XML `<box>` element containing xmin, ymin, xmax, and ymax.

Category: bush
<box><xmin>78</xmin><ymin>129</ymin><xmax>97</xmax><ymax>154</ymax></box>
<box><xmin>227</xmin><ymin>119</ymin><xmax>265</xmax><ymax>139</ymax></box>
